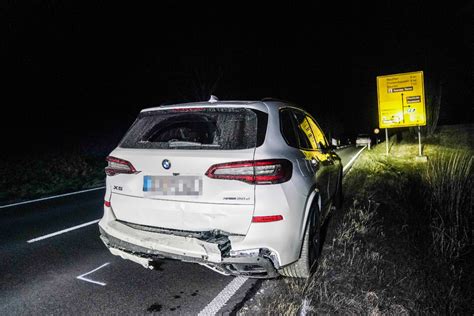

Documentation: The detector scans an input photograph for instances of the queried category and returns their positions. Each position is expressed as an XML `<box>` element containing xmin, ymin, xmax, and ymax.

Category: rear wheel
<box><xmin>279</xmin><ymin>203</ymin><xmax>321</xmax><ymax>278</ymax></box>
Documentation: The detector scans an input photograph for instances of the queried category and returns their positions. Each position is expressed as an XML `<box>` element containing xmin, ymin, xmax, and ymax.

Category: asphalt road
<box><xmin>0</xmin><ymin>146</ymin><xmax>363</xmax><ymax>315</ymax></box>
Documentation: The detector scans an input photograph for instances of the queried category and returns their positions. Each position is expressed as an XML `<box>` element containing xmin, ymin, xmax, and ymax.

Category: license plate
<box><xmin>143</xmin><ymin>176</ymin><xmax>202</xmax><ymax>196</ymax></box>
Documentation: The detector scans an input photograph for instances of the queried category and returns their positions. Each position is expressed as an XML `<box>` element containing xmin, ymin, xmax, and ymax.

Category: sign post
<box><xmin>418</xmin><ymin>126</ymin><xmax>422</xmax><ymax>156</ymax></box>
<box><xmin>385</xmin><ymin>128</ymin><xmax>389</xmax><ymax>155</ymax></box>
<box><xmin>376</xmin><ymin>71</ymin><xmax>427</xmax><ymax>159</ymax></box>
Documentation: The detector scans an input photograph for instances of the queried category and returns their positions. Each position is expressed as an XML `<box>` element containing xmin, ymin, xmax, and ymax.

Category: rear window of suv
<box><xmin>120</xmin><ymin>108</ymin><xmax>267</xmax><ymax>150</ymax></box>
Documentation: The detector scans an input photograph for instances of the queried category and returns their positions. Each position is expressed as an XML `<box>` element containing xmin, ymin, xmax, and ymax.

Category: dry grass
<box><xmin>238</xmin><ymin>124</ymin><xmax>474</xmax><ymax>315</ymax></box>
<box><xmin>425</xmin><ymin>151</ymin><xmax>473</xmax><ymax>262</ymax></box>
<box><xmin>238</xmin><ymin>277</ymin><xmax>305</xmax><ymax>315</ymax></box>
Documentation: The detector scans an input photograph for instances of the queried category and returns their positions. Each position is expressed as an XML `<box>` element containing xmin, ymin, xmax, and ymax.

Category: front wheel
<box><xmin>279</xmin><ymin>204</ymin><xmax>321</xmax><ymax>278</ymax></box>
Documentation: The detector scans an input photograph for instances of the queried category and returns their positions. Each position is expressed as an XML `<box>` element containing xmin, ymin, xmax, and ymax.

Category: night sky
<box><xmin>1</xmin><ymin>2</ymin><xmax>472</xmax><ymax>153</ymax></box>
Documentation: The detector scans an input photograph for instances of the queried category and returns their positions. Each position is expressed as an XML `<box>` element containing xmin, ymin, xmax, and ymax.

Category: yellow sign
<box><xmin>377</xmin><ymin>71</ymin><xmax>426</xmax><ymax>128</ymax></box>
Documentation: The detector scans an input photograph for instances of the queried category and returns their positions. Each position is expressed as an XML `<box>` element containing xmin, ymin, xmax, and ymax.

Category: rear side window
<box><xmin>305</xmin><ymin>115</ymin><xmax>328</xmax><ymax>148</ymax></box>
<box><xmin>292</xmin><ymin>111</ymin><xmax>315</xmax><ymax>150</ymax></box>
<box><xmin>279</xmin><ymin>109</ymin><xmax>299</xmax><ymax>148</ymax></box>
<box><xmin>120</xmin><ymin>108</ymin><xmax>267</xmax><ymax>150</ymax></box>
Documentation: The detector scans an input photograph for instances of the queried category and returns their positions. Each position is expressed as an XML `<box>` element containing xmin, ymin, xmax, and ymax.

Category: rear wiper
<box><xmin>168</xmin><ymin>141</ymin><xmax>201</xmax><ymax>147</ymax></box>
<box><xmin>168</xmin><ymin>141</ymin><xmax>220</xmax><ymax>148</ymax></box>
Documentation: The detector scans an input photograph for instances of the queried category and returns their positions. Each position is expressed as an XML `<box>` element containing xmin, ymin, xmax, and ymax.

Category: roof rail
<box><xmin>261</xmin><ymin>97</ymin><xmax>286</xmax><ymax>102</ymax></box>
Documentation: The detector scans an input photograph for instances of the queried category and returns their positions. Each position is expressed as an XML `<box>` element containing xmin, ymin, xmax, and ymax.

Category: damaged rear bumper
<box><xmin>99</xmin><ymin>219</ymin><xmax>279</xmax><ymax>278</ymax></box>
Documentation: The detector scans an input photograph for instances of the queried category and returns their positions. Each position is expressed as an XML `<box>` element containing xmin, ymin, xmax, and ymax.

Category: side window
<box><xmin>305</xmin><ymin>115</ymin><xmax>328</xmax><ymax>148</ymax></box>
<box><xmin>293</xmin><ymin>111</ymin><xmax>317</xmax><ymax>150</ymax></box>
<box><xmin>279</xmin><ymin>109</ymin><xmax>299</xmax><ymax>148</ymax></box>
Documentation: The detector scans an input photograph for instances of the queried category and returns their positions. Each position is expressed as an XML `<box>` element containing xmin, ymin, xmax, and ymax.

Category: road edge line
<box><xmin>0</xmin><ymin>186</ymin><xmax>106</xmax><ymax>209</ymax></box>
<box><xmin>198</xmin><ymin>276</ymin><xmax>248</xmax><ymax>316</ymax></box>
<box><xmin>343</xmin><ymin>146</ymin><xmax>367</xmax><ymax>175</ymax></box>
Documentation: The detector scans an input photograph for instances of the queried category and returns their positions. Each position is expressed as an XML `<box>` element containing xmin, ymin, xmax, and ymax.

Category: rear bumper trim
<box><xmin>117</xmin><ymin>220</ymin><xmax>235</xmax><ymax>257</ymax></box>
<box><xmin>99</xmin><ymin>226</ymin><xmax>221</xmax><ymax>263</ymax></box>
<box><xmin>99</xmin><ymin>225</ymin><xmax>278</xmax><ymax>278</ymax></box>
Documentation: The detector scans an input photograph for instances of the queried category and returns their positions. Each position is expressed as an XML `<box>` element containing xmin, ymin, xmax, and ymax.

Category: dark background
<box><xmin>1</xmin><ymin>1</ymin><xmax>472</xmax><ymax>154</ymax></box>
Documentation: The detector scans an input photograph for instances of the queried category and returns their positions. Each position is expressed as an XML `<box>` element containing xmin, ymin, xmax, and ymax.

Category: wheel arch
<box><xmin>298</xmin><ymin>186</ymin><xmax>321</xmax><ymax>249</ymax></box>
<box><xmin>278</xmin><ymin>186</ymin><xmax>321</xmax><ymax>277</ymax></box>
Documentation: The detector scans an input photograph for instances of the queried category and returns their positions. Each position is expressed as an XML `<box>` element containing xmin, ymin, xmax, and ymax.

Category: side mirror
<box><xmin>319</xmin><ymin>142</ymin><xmax>336</xmax><ymax>153</ymax></box>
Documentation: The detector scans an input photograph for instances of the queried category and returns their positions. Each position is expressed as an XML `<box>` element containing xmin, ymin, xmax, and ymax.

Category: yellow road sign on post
<box><xmin>376</xmin><ymin>71</ymin><xmax>426</xmax><ymax>128</ymax></box>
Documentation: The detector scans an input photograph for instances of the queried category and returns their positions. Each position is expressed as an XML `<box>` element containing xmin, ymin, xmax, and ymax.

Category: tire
<box><xmin>279</xmin><ymin>203</ymin><xmax>321</xmax><ymax>278</ymax></box>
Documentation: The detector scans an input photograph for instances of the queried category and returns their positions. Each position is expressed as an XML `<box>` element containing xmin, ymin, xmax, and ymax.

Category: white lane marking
<box><xmin>343</xmin><ymin>146</ymin><xmax>367</xmax><ymax>174</ymax></box>
<box><xmin>0</xmin><ymin>186</ymin><xmax>106</xmax><ymax>209</ymax></box>
<box><xmin>198</xmin><ymin>276</ymin><xmax>248</xmax><ymax>316</ymax></box>
<box><xmin>27</xmin><ymin>219</ymin><xmax>100</xmax><ymax>243</ymax></box>
<box><xmin>76</xmin><ymin>262</ymin><xmax>110</xmax><ymax>286</ymax></box>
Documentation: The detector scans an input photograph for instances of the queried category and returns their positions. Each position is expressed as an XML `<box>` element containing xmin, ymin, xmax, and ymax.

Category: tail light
<box><xmin>105</xmin><ymin>156</ymin><xmax>137</xmax><ymax>176</ymax></box>
<box><xmin>205</xmin><ymin>159</ymin><xmax>292</xmax><ymax>184</ymax></box>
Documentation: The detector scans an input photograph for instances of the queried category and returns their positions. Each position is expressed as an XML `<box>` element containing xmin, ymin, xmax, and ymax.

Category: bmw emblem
<box><xmin>162</xmin><ymin>159</ymin><xmax>171</xmax><ymax>170</ymax></box>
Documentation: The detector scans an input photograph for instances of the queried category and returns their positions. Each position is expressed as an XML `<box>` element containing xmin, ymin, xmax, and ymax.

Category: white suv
<box><xmin>99</xmin><ymin>99</ymin><xmax>343</xmax><ymax>278</ymax></box>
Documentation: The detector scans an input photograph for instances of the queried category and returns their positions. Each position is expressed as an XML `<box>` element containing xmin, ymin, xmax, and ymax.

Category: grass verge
<box><xmin>238</xmin><ymin>124</ymin><xmax>473</xmax><ymax>314</ymax></box>
<box><xmin>0</xmin><ymin>149</ymin><xmax>106</xmax><ymax>205</ymax></box>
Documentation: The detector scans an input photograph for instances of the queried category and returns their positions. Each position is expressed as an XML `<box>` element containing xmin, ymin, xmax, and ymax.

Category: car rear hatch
<box><xmin>106</xmin><ymin>107</ymin><xmax>266</xmax><ymax>235</ymax></box>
